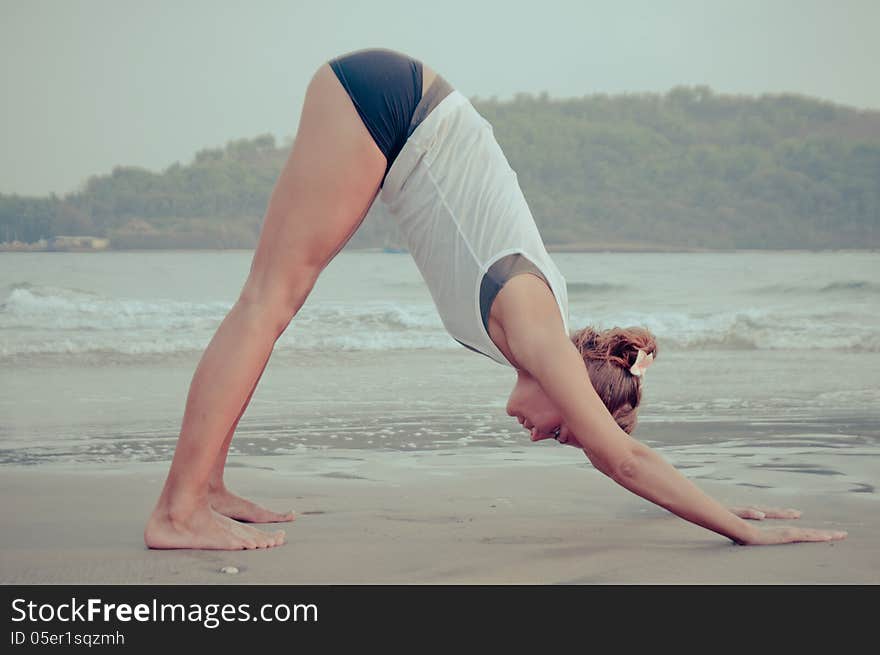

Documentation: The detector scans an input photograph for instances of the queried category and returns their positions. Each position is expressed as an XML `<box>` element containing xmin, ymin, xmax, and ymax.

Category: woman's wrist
<box><xmin>728</xmin><ymin>517</ymin><xmax>760</xmax><ymax>545</ymax></box>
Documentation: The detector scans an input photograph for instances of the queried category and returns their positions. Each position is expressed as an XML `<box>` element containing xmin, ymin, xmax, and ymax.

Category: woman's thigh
<box><xmin>243</xmin><ymin>63</ymin><xmax>386</xmax><ymax>309</ymax></box>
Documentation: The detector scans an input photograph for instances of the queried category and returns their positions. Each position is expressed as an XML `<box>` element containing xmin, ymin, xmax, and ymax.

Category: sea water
<box><xmin>1</xmin><ymin>250</ymin><xmax>878</xmax><ymax>498</ymax></box>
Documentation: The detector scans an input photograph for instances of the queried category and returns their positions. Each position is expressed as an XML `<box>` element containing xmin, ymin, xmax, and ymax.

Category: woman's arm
<box><xmin>510</xmin><ymin>315</ymin><xmax>757</xmax><ymax>543</ymax></box>
<box><xmin>494</xmin><ymin>274</ymin><xmax>846</xmax><ymax>545</ymax></box>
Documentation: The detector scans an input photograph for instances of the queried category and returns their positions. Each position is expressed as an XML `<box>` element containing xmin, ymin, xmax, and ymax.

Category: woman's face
<box><xmin>506</xmin><ymin>369</ymin><xmax>564</xmax><ymax>440</ymax></box>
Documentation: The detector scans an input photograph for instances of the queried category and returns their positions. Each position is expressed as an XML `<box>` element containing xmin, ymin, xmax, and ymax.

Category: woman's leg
<box><xmin>144</xmin><ymin>63</ymin><xmax>386</xmax><ymax>549</ymax></box>
<box><xmin>207</xmin><ymin>60</ymin><xmax>440</xmax><ymax>524</ymax></box>
<box><xmin>206</xmin><ymin>355</ymin><xmax>290</xmax><ymax>523</ymax></box>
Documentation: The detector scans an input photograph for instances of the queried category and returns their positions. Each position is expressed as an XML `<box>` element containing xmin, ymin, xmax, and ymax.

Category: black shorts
<box><xmin>328</xmin><ymin>48</ymin><xmax>452</xmax><ymax>187</ymax></box>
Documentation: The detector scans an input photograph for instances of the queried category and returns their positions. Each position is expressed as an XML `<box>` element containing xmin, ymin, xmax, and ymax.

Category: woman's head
<box><xmin>506</xmin><ymin>325</ymin><xmax>658</xmax><ymax>438</ymax></box>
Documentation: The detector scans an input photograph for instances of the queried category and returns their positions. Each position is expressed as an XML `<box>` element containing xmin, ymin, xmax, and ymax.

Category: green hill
<box><xmin>2</xmin><ymin>85</ymin><xmax>878</xmax><ymax>250</ymax></box>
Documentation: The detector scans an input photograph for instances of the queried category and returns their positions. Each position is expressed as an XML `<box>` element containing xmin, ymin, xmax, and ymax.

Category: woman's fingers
<box><xmin>730</xmin><ymin>506</ymin><xmax>766</xmax><ymax>520</ymax></box>
<box><xmin>757</xmin><ymin>506</ymin><xmax>802</xmax><ymax>519</ymax></box>
<box><xmin>730</xmin><ymin>505</ymin><xmax>803</xmax><ymax>520</ymax></box>
<box><xmin>744</xmin><ymin>527</ymin><xmax>848</xmax><ymax>545</ymax></box>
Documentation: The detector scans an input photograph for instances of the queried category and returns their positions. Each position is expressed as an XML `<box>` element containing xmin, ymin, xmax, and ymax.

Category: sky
<box><xmin>1</xmin><ymin>0</ymin><xmax>878</xmax><ymax>196</ymax></box>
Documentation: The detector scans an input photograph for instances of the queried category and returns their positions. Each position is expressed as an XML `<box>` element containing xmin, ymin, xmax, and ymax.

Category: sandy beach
<box><xmin>0</xmin><ymin>445</ymin><xmax>872</xmax><ymax>585</ymax></box>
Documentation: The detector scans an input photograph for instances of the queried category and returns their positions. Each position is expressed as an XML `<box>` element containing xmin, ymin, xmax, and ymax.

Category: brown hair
<box><xmin>571</xmin><ymin>325</ymin><xmax>658</xmax><ymax>435</ymax></box>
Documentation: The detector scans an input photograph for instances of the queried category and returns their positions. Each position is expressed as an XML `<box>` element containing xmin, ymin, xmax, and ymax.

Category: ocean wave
<box><xmin>748</xmin><ymin>279</ymin><xmax>880</xmax><ymax>295</ymax></box>
<box><xmin>0</xmin><ymin>331</ymin><xmax>460</xmax><ymax>362</ymax></box>
<box><xmin>0</xmin><ymin>286</ymin><xmax>229</xmax><ymax>331</ymax></box>
<box><xmin>3</xmin><ymin>283</ymin><xmax>879</xmax><ymax>361</ymax></box>
<box><xmin>0</xmin><ymin>284</ymin><xmax>456</xmax><ymax>360</ymax></box>
<box><xmin>566</xmin><ymin>281</ymin><xmax>630</xmax><ymax>295</ymax></box>
<box><xmin>570</xmin><ymin>307</ymin><xmax>880</xmax><ymax>352</ymax></box>
<box><xmin>1</xmin><ymin>285</ymin><xmax>442</xmax><ymax>331</ymax></box>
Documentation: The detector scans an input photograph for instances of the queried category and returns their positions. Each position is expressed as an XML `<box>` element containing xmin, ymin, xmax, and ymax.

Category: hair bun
<box><xmin>573</xmin><ymin>325</ymin><xmax>657</xmax><ymax>369</ymax></box>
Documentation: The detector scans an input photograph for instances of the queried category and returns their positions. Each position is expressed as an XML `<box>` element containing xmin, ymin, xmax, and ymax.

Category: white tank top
<box><xmin>379</xmin><ymin>90</ymin><xmax>570</xmax><ymax>367</ymax></box>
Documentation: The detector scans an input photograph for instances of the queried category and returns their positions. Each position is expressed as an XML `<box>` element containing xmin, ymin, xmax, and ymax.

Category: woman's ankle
<box><xmin>153</xmin><ymin>484</ymin><xmax>209</xmax><ymax>522</ymax></box>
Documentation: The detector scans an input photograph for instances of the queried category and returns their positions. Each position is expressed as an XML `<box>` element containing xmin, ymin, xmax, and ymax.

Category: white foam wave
<box><xmin>2</xmin><ymin>284</ymin><xmax>879</xmax><ymax>360</ymax></box>
<box><xmin>570</xmin><ymin>307</ymin><xmax>880</xmax><ymax>352</ymax></box>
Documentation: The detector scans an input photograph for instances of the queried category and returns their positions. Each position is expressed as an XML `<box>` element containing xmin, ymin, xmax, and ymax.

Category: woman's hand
<box><xmin>738</xmin><ymin>526</ymin><xmax>847</xmax><ymax>546</ymax></box>
<box><xmin>729</xmin><ymin>505</ymin><xmax>802</xmax><ymax>520</ymax></box>
<box><xmin>728</xmin><ymin>505</ymin><xmax>847</xmax><ymax>544</ymax></box>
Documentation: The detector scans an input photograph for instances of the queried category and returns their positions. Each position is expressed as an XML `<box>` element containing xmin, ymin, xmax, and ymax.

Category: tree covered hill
<box><xmin>2</xmin><ymin>85</ymin><xmax>878</xmax><ymax>250</ymax></box>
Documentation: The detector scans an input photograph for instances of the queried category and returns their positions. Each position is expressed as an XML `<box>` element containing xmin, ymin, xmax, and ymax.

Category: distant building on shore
<box><xmin>0</xmin><ymin>238</ymin><xmax>49</xmax><ymax>252</ymax></box>
<box><xmin>47</xmin><ymin>236</ymin><xmax>110</xmax><ymax>251</ymax></box>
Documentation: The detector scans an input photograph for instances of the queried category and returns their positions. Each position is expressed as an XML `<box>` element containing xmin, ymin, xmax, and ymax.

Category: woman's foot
<box><xmin>208</xmin><ymin>486</ymin><xmax>296</xmax><ymax>523</ymax></box>
<box><xmin>144</xmin><ymin>502</ymin><xmax>286</xmax><ymax>550</ymax></box>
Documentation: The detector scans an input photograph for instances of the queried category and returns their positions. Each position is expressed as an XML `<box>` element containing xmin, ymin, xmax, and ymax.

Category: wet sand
<box><xmin>0</xmin><ymin>446</ymin><xmax>874</xmax><ymax>584</ymax></box>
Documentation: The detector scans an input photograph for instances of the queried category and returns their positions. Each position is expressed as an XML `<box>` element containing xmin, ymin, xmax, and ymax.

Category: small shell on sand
<box><xmin>220</xmin><ymin>566</ymin><xmax>239</xmax><ymax>575</ymax></box>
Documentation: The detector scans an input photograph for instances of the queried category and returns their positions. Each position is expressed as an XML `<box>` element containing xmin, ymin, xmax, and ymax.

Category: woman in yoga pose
<box><xmin>144</xmin><ymin>48</ymin><xmax>847</xmax><ymax>550</ymax></box>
